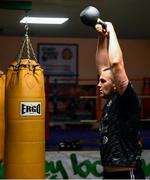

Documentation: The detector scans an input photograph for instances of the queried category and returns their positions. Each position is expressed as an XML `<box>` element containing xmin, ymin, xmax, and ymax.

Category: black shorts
<box><xmin>103</xmin><ymin>167</ymin><xmax>145</xmax><ymax>179</ymax></box>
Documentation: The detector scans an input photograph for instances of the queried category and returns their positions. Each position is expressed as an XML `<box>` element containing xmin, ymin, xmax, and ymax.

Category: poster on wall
<box><xmin>38</xmin><ymin>43</ymin><xmax>78</xmax><ymax>84</ymax></box>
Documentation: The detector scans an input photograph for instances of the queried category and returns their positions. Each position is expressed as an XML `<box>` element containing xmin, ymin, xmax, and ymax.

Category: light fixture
<box><xmin>20</xmin><ymin>17</ymin><xmax>69</xmax><ymax>24</ymax></box>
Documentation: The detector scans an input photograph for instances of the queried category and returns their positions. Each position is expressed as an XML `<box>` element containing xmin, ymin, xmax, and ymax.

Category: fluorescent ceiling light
<box><xmin>20</xmin><ymin>17</ymin><xmax>69</xmax><ymax>24</ymax></box>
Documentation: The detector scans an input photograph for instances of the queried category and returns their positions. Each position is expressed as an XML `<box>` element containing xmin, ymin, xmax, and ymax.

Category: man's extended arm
<box><xmin>95</xmin><ymin>25</ymin><xmax>110</xmax><ymax>73</ymax></box>
<box><xmin>95</xmin><ymin>22</ymin><xmax>128</xmax><ymax>94</ymax></box>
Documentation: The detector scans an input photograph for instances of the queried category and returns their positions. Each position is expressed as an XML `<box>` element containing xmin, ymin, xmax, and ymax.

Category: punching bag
<box><xmin>5</xmin><ymin>59</ymin><xmax>45</xmax><ymax>178</ymax></box>
<box><xmin>0</xmin><ymin>71</ymin><xmax>5</xmax><ymax>161</ymax></box>
<box><xmin>45</xmin><ymin>75</ymin><xmax>50</xmax><ymax>143</ymax></box>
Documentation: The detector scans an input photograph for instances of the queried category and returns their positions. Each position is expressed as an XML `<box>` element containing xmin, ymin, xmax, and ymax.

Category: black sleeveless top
<box><xmin>99</xmin><ymin>82</ymin><xmax>142</xmax><ymax>167</ymax></box>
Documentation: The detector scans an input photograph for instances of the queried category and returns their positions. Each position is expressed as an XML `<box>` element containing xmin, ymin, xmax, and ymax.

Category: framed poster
<box><xmin>38</xmin><ymin>43</ymin><xmax>78</xmax><ymax>84</ymax></box>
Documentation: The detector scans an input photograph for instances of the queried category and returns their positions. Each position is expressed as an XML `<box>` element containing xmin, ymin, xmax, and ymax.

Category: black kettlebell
<box><xmin>80</xmin><ymin>6</ymin><xmax>107</xmax><ymax>29</ymax></box>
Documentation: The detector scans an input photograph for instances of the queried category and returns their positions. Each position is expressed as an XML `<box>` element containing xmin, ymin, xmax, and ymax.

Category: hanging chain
<box><xmin>25</xmin><ymin>23</ymin><xmax>30</xmax><ymax>60</ymax></box>
<box><xmin>29</xmin><ymin>38</ymin><xmax>37</xmax><ymax>62</ymax></box>
<box><xmin>17</xmin><ymin>38</ymin><xmax>26</xmax><ymax>62</ymax></box>
<box><xmin>16</xmin><ymin>22</ymin><xmax>37</xmax><ymax>62</ymax></box>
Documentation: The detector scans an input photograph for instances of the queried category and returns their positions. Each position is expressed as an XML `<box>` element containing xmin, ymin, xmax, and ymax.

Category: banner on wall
<box><xmin>45</xmin><ymin>151</ymin><xmax>103</xmax><ymax>179</ymax></box>
<box><xmin>0</xmin><ymin>150</ymin><xmax>150</xmax><ymax>179</ymax></box>
<box><xmin>45</xmin><ymin>150</ymin><xmax>150</xmax><ymax>179</ymax></box>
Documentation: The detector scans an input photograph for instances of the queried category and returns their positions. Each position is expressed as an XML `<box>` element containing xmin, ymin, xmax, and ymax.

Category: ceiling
<box><xmin>0</xmin><ymin>0</ymin><xmax>150</xmax><ymax>39</ymax></box>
